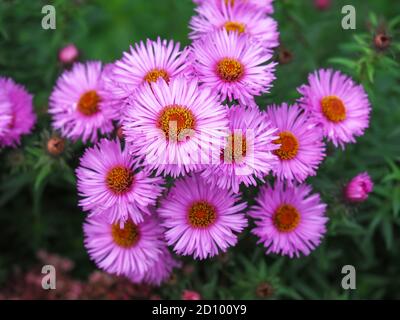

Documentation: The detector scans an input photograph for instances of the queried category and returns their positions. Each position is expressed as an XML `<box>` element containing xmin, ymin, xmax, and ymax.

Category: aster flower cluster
<box><xmin>0</xmin><ymin>0</ymin><xmax>373</xmax><ymax>288</ymax></box>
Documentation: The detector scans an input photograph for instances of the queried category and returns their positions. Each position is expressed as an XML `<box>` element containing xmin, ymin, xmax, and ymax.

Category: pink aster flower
<box><xmin>190</xmin><ymin>29</ymin><xmax>276</xmax><ymax>105</ymax></box>
<box><xmin>49</xmin><ymin>61</ymin><xmax>118</xmax><ymax>143</ymax></box>
<box><xmin>190</xmin><ymin>2</ymin><xmax>279</xmax><ymax>50</ymax></box>
<box><xmin>193</xmin><ymin>0</ymin><xmax>274</xmax><ymax>15</ymax></box>
<box><xmin>109</xmin><ymin>38</ymin><xmax>190</xmax><ymax>105</ymax></box>
<box><xmin>298</xmin><ymin>69</ymin><xmax>371</xmax><ymax>148</ymax></box>
<box><xmin>58</xmin><ymin>44</ymin><xmax>79</xmax><ymax>64</ymax></box>
<box><xmin>129</xmin><ymin>247</ymin><xmax>180</xmax><ymax>286</ymax></box>
<box><xmin>76</xmin><ymin>139</ymin><xmax>164</xmax><ymax>225</ymax></box>
<box><xmin>201</xmin><ymin>105</ymin><xmax>278</xmax><ymax>193</ymax></box>
<box><xmin>0</xmin><ymin>101</ymin><xmax>11</xmax><ymax>139</ymax></box>
<box><xmin>123</xmin><ymin>76</ymin><xmax>229</xmax><ymax>177</ymax></box>
<box><xmin>0</xmin><ymin>76</ymin><xmax>36</xmax><ymax>148</ymax></box>
<box><xmin>265</xmin><ymin>103</ymin><xmax>326</xmax><ymax>184</ymax></box>
<box><xmin>83</xmin><ymin>214</ymin><xmax>165</xmax><ymax>277</ymax></box>
<box><xmin>344</xmin><ymin>172</ymin><xmax>373</xmax><ymax>203</ymax></box>
<box><xmin>249</xmin><ymin>181</ymin><xmax>328</xmax><ymax>258</ymax></box>
<box><xmin>158</xmin><ymin>174</ymin><xmax>247</xmax><ymax>259</ymax></box>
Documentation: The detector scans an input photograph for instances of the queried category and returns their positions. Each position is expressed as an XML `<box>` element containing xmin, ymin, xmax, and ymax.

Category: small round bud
<box><xmin>59</xmin><ymin>44</ymin><xmax>79</xmax><ymax>65</ymax></box>
<box><xmin>47</xmin><ymin>136</ymin><xmax>65</xmax><ymax>156</ymax></box>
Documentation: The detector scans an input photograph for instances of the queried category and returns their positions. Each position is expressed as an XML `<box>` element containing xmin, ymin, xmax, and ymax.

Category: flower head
<box><xmin>249</xmin><ymin>181</ymin><xmax>328</xmax><ymax>258</ymax></box>
<box><xmin>108</xmin><ymin>38</ymin><xmax>190</xmax><ymax>105</ymax></box>
<box><xmin>193</xmin><ymin>0</ymin><xmax>274</xmax><ymax>15</ymax></box>
<box><xmin>190</xmin><ymin>29</ymin><xmax>276</xmax><ymax>105</ymax></box>
<box><xmin>49</xmin><ymin>61</ymin><xmax>118</xmax><ymax>143</ymax></box>
<box><xmin>129</xmin><ymin>247</ymin><xmax>180</xmax><ymax>286</ymax></box>
<box><xmin>298</xmin><ymin>69</ymin><xmax>371</xmax><ymax>148</ymax></box>
<box><xmin>0</xmin><ymin>76</ymin><xmax>36</xmax><ymax>147</ymax></box>
<box><xmin>123</xmin><ymin>76</ymin><xmax>229</xmax><ymax>177</ymax></box>
<box><xmin>201</xmin><ymin>105</ymin><xmax>278</xmax><ymax>193</ymax></box>
<box><xmin>190</xmin><ymin>2</ymin><xmax>279</xmax><ymax>50</ymax></box>
<box><xmin>76</xmin><ymin>139</ymin><xmax>164</xmax><ymax>224</ymax></box>
<box><xmin>266</xmin><ymin>103</ymin><xmax>326</xmax><ymax>184</ymax></box>
<box><xmin>158</xmin><ymin>174</ymin><xmax>247</xmax><ymax>259</ymax></box>
<box><xmin>344</xmin><ymin>172</ymin><xmax>373</xmax><ymax>203</ymax></box>
<box><xmin>83</xmin><ymin>215</ymin><xmax>164</xmax><ymax>277</ymax></box>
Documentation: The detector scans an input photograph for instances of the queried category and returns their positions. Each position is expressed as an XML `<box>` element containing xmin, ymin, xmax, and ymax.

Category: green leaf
<box><xmin>34</xmin><ymin>164</ymin><xmax>52</xmax><ymax>192</ymax></box>
<box><xmin>392</xmin><ymin>187</ymin><xmax>400</xmax><ymax>217</ymax></box>
<box><xmin>381</xmin><ymin>218</ymin><xmax>394</xmax><ymax>250</ymax></box>
<box><xmin>368</xmin><ymin>12</ymin><xmax>378</xmax><ymax>28</ymax></box>
<box><xmin>366</xmin><ymin>63</ymin><xmax>375</xmax><ymax>83</ymax></box>
<box><xmin>328</xmin><ymin>57</ymin><xmax>356</xmax><ymax>69</ymax></box>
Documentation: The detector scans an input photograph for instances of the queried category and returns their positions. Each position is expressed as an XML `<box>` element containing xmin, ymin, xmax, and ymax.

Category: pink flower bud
<box><xmin>344</xmin><ymin>172</ymin><xmax>373</xmax><ymax>203</ymax></box>
<box><xmin>314</xmin><ymin>0</ymin><xmax>331</xmax><ymax>11</ymax></box>
<box><xmin>182</xmin><ymin>290</ymin><xmax>201</xmax><ymax>300</ymax></box>
<box><xmin>58</xmin><ymin>44</ymin><xmax>79</xmax><ymax>64</ymax></box>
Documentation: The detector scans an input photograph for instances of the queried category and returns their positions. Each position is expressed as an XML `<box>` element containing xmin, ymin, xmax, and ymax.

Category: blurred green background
<box><xmin>0</xmin><ymin>0</ymin><xmax>399</xmax><ymax>299</ymax></box>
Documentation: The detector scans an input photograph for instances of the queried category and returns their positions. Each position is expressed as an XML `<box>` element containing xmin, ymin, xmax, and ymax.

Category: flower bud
<box><xmin>59</xmin><ymin>44</ymin><xmax>79</xmax><ymax>65</ymax></box>
<box><xmin>344</xmin><ymin>172</ymin><xmax>373</xmax><ymax>203</ymax></box>
<box><xmin>182</xmin><ymin>290</ymin><xmax>201</xmax><ymax>300</ymax></box>
<box><xmin>47</xmin><ymin>136</ymin><xmax>65</xmax><ymax>156</ymax></box>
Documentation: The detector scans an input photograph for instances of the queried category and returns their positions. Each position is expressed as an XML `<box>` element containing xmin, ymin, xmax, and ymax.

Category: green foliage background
<box><xmin>0</xmin><ymin>0</ymin><xmax>399</xmax><ymax>299</ymax></box>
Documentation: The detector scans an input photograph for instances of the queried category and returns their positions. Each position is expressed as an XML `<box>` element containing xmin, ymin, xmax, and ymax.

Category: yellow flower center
<box><xmin>216</xmin><ymin>58</ymin><xmax>244</xmax><ymax>82</ymax></box>
<box><xmin>106</xmin><ymin>166</ymin><xmax>134</xmax><ymax>194</ymax></box>
<box><xmin>224</xmin><ymin>21</ymin><xmax>245</xmax><ymax>34</ymax></box>
<box><xmin>273</xmin><ymin>131</ymin><xmax>299</xmax><ymax>160</ymax></box>
<box><xmin>144</xmin><ymin>68</ymin><xmax>170</xmax><ymax>84</ymax></box>
<box><xmin>157</xmin><ymin>105</ymin><xmax>196</xmax><ymax>140</ymax></box>
<box><xmin>77</xmin><ymin>90</ymin><xmax>100</xmax><ymax>116</ymax></box>
<box><xmin>321</xmin><ymin>95</ymin><xmax>346</xmax><ymax>123</ymax></box>
<box><xmin>273</xmin><ymin>204</ymin><xmax>300</xmax><ymax>232</ymax></box>
<box><xmin>188</xmin><ymin>201</ymin><xmax>217</xmax><ymax>228</ymax></box>
<box><xmin>111</xmin><ymin>220</ymin><xmax>140</xmax><ymax>248</ymax></box>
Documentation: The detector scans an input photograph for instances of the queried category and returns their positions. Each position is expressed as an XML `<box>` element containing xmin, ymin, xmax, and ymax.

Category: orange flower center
<box><xmin>321</xmin><ymin>95</ymin><xmax>346</xmax><ymax>123</ymax></box>
<box><xmin>273</xmin><ymin>131</ymin><xmax>299</xmax><ymax>160</ymax></box>
<box><xmin>106</xmin><ymin>166</ymin><xmax>134</xmax><ymax>194</ymax></box>
<box><xmin>224</xmin><ymin>21</ymin><xmax>245</xmax><ymax>34</ymax></box>
<box><xmin>221</xmin><ymin>133</ymin><xmax>247</xmax><ymax>163</ymax></box>
<box><xmin>144</xmin><ymin>68</ymin><xmax>170</xmax><ymax>84</ymax></box>
<box><xmin>273</xmin><ymin>204</ymin><xmax>300</xmax><ymax>232</ymax></box>
<box><xmin>188</xmin><ymin>201</ymin><xmax>217</xmax><ymax>228</ymax></box>
<box><xmin>111</xmin><ymin>220</ymin><xmax>140</xmax><ymax>248</ymax></box>
<box><xmin>216</xmin><ymin>58</ymin><xmax>244</xmax><ymax>82</ymax></box>
<box><xmin>77</xmin><ymin>90</ymin><xmax>100</xmax><ymax>116</ymax></box>
<box><xmin>157</xmin><ymin>105</ymin><xmax>196</xmax><ymax>140</ymax></box>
